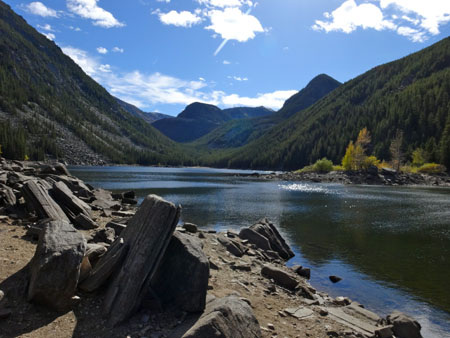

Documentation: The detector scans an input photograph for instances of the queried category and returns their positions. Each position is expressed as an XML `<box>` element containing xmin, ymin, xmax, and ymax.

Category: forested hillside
<box><xmin>192</xmin><ymin>74</ymin><xmax>341</xmax><ymax>149</ymax></box>
<box><xmin>152</xmin><ymin>102</ymin><xmax>273</xmax><ymax>143</ymax></box>
<box><xmin>217</xmin><ymin>37</ymin><xmax>450</xmax><ymax>170</ymax></box>
<box><xmin>0</xmin><ymin>1</ymin><xmax>190</xmax><ymax>165</ymax></box>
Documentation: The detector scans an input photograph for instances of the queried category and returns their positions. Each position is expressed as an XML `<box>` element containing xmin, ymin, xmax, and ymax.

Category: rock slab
<box><xmin>28</xmin><ymin>220</ymin><xmax>86</xmax><ymax>311</ymax></box>
<box><xmin>182</xmin><ymin>296</ymin><xmax>261</xmax><ymax>338</ymax></box>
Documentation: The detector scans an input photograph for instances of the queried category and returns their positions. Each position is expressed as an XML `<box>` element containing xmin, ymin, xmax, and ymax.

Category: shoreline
<box><xmin>0</xmin><ymin>158</ymin><xmax>429</xmax><ymax>337</ymax></box>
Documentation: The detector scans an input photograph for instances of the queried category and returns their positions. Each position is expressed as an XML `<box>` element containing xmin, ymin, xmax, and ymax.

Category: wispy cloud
<box><xmin>228</xmin><ymin>76</ymin><xmax>248</xmax><ymax>81</ymax></box>
<box><xmin>67</xmin><ymin>0</ymin><xmax>125</xmax><ymax>28</ymax></box>
<box><xmin>112</xmin><ymin>47</ymin><xmax>124</xmax><ymax>53</ymax></box>
<box><xmin>96</xmin><ymin>47</ymin><xmax>108</xmax><ymax>54</ymax></box>
<box><xmin>24</xmin><ymin>2</ymin><xmax>59</xmax><ymax>17</ymax></box>
<box><xmin>313</xmin><ymin>0</ymin><xmax>450</xmax><ymax>43</ymax></box>
<box><xmin>42</xmin><ymin>32</ymin><xmax>56</xmax><ymax>40</ymax></box>
<box><xmin>62</xmin><ymin>46</ymin><xmax>294</xmax><ymax>110</ymax></box>
<box><xmin>38</xmin><ymin>23</ymin><xmax>54</xmax><ymax>31</ymax></box>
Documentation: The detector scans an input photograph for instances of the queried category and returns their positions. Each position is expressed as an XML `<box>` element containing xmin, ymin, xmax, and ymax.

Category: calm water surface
<box><xmin>70</xmin><ymin>166</ymin><xmax>450</xmax><ymax>338</ymax></box>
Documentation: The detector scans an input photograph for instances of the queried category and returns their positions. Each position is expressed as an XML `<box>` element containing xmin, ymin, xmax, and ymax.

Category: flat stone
<box><xmin>284</xmin><ymin>307</ymin><xmax>314</xmax><ymax>319</ymax></box>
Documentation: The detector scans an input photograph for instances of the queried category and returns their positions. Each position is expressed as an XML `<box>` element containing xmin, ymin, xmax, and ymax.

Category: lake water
<box><xmin>69</xmin><ymin>166</ymin><xmax>450</xmax><ymax>338</ymax></box>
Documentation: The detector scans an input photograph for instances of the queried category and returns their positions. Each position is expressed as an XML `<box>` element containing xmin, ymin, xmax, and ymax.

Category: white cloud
<box><xmin>67</xmin><ymin>0</ymin><xmax>125</xmax><ymax>28</ymax></box>
<box><xmin>229</xmin><ymin>76</ymin><xmax>248</xmax><ymax>81</ymax></box>
<box><xmin>112</xmin><ymin>47</ymin><xmax>124</xmax><ymax>53</ymax></box>
<box><xmin>42</xmin><ymin>32</ymin><xmax>56</xmax><ymax>40</ymax></box>
<box><xmin>38</xmin><ymin>23</ymin><xmax>54</xmax><ymax>31</ymax></box>
<box><xmin>397</xmin><ymin>26</ymin><xmax>426</xmax><ymax>42</ymax></box>
<box><xmin>205</xmin><ymin>7</ymin><xmax>264</xmax><ymax>42</ymax></box>
<box><xmin>223</xmin><ymin>60</ymin><xmax>231</xmax><ymax>65</ymax></box>
<box><xmin>99</xmin><ymin>64</ymin><xmax>112</xmax><ymax>73</ymax></box>
<box><xmin>156</xmin><ymin>0</ymin><xmax>171</xmax><ymax>2</ymax></box>
<box><xmin>312</xmin><ymin>0</ymin><xmax>395</xmax><ymax>34</ymax></box>
<box><xmin>25</xmin><ymin>2</ymin><xmax>59</xmax><ymax>17</ymax></box>
<box><xmin>221</xmin><ymin>90</ymin><xmax>297</xmax><ymax>109</ymax></box>
<box><xmin>380</xmin><ymin>0</ymin><xmax>450</xmax><ymax>35</ymax></box>
<box><xmin>62</xmin><ymin>46</ymin><xmax>293</xmax><ymax>110</ymax></box>
<box><xmin>69</xmin><ymin>26</ymin><xmax>82</xmax><ymax>31</ymax></box>
<box><xmin>313</xmin><ymin>0</ymin><xmax>450</xmax><ymax>42</ymax></box>
<box><xmin>96</xmin><ymin>47</ymin><xmax>108</xmax><ymax>54</ymax></box>
<box><xmin>197</xmin><ymin>0</ymin><xmax>253</xmax><ymax>8</ymax></box>
<box><xmin>158</xmin><ymin>10</ymin><xmax>202</xmax><ymax>27</ymax></box>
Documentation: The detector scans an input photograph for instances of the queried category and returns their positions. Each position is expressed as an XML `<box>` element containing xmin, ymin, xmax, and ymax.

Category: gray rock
<box><xmin>329</xmin><ymin>275</ymin><xmax>342</xmax><ymax>283</ymax></box>
<box><xmin>74</xmin><ymin>214</ymin><xmax>98</xmax><ymax>230</ymax></box>
<box><xmin>183</xmin><ymin>222</ymin><xmax>198</xmax><ymax>233</ymax></box>
<box><xmin>151</xmin><ymin>232</ymin><xmax>209</xmax><ymax>312</ymax></box>
<box><xmin>238</xmin><ymin>228</ymin><xmax>271</xmax><ymax>251</ymax></box>
<box><xmin>50</xmin><ymin>181</ymin><xmax>92</xmax><ymax>222</ymax></box>
<box><xmin>0</xmin><ymin>183</ymin><xmax>16</xmax><ymax>207</ymax></box>
<box><xmin>261</xmin><ymin>265</ymin><xmax>299</xmax><ymax>291</ymax></box>
<box><xmin>217</xmin><ymin>234</ymin><xmax>245</xmax><ymax>257</ymax></box>
<box><xmin>387</xmin><ymin>311</ymin><xmax>422</xmax><ymax>338</ymax></box>
<box><xmin>291</xmin><ymin>265</ymin><xmax>311</xmax><ymax>279</ymax></box>
<box><xmin>242</xmin><ymin>218</ymin><xmax>294</xmax><ymax>260</ymax></box>
<box><xmin>21</xmin><ymin>180</ymin><xmax>70</xmax><ymax>222</ymax></box>
<box><xmin>91</xmin><ymin>228</ymin><xmax>115</xmax><ymax>244</ymax></box>
<box><xmin>85</xmin><ymin>243</ymin><xmax>108</xmax><ymax>266</ymax></box>
<box><xmin>375</xmin><ymin>326</ymin><xmax>394</xmax><ymax>338</ymax></box>
<box><xmin>182</xmin><ymin>296</ymin><xmax>261</xmax><ymax>338</ymax></box>
<box><xmin>100</xmin><ymin>195</ymin><xmax>180</xmax><ymax>326</ymax></box>
<box><xmin>106</xmin><ymin>221</ymin><xmax>127</xmax><ymax>236</ymax></box>
<box><xmin>28</xmin><ymin>220</ymin><xmax>86</xmax><ymax>311</ymax></box>
<box><xmin>0</xmin><ymin>290</ymin><xmax>4</xmax><ymax>303</ymax></box>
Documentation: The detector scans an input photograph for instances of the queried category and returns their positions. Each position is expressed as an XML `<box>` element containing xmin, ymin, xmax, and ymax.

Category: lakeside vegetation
<box><xmin>296</xmin><ymin>128</ymin><xmax>447</xmax><ymax>175</ymax></box>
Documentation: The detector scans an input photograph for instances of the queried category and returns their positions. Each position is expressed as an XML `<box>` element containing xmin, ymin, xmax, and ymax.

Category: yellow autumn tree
<box><xmin>342</xmin><ymin>128</ymin><xmax>378</xmax><ymax>170</ymax></box>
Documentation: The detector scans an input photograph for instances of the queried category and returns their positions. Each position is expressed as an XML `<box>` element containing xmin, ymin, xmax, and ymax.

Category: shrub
<box><xmin>313</xmin><ymin>158</ymin><xmax>334</xmax><ymax>172</ymax></box>
<box><xmin>417</xmin><ymin>163</ymin><xmax>446</xmax><ymax>174</ymax></box>
<box><xmin>362</xmin><ymin>156</ymin><xmax>380</xmax><ymax>170</ymax></box>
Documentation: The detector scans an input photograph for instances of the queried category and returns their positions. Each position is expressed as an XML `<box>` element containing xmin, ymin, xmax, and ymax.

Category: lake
<box><xmin>70</xmin><ymin>166</ymin><xmax>450</xmax><ymax>338</ymax></box>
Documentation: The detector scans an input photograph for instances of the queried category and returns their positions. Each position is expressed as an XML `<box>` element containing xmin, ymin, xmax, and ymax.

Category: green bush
<box><xmin>313</xmin><ymin>158</ymin><xmax>334</xmax><ymax>172</ymax></box>
<box><xmin>417</xmin><ymin>163</ymin><xmax>447</xmax><ymax>174</ymax></box>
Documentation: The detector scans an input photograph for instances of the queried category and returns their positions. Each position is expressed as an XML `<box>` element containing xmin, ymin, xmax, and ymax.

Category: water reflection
<box><xmin>70</xmin><ymin>166</ymin><xmax>450</xmax><ymax>337</ymax></box>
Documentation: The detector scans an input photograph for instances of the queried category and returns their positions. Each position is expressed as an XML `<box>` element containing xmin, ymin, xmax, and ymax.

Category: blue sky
<box><xmin>5</xmin><ymin>0</ymin><xmax>450</xmax><ymax>116</ymax></box>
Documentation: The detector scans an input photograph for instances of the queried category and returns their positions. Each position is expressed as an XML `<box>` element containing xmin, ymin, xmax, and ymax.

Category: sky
<box><xmin>4</xmin><ymin>0</ymin><xmax>450</xmax><ymax>116</ymax></box>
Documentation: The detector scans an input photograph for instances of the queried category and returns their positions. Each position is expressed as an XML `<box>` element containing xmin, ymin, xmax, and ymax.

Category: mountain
<box><xmin>0</xmin><ymin>1</ymin><xmax>190</xmax><ymax>165</ymax></box>
<box><xmin>152</xmin><ymin>102</ymin><xmax>273</xmax><ymax>143</ymax></box>
<box><xmin>191</xmin><ymin>74</ymin><xmax>341</xmax><ymax>149</ymax></box>
<box><xmin>218</xmin><ymin>37</ymin><xmax>450</xmax><ymax>170</ymax></box>
<box><xmin>116</xmin><ymin>98</ymin><xmax>171</xmax><ymax>124</ymax></box>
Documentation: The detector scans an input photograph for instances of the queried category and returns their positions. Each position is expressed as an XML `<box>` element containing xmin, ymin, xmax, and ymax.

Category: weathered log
<box><xmin>21</xmin><ymin>180</ymin><xmax>69</xmax><ymax>222</ymax></box>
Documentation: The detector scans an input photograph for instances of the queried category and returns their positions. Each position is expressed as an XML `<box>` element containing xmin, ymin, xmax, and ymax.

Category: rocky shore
<box><xmin>0</xmin><ymin>158</ymin><xmax>424</xmax><ymax>338</ymax></box>
<box><xmin>242</xmin><ymin>167</ymin><xmax>450</xmax><ymax>187</ymax></box>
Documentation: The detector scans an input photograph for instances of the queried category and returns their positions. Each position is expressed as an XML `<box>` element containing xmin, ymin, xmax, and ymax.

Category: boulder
<box><xmin>240</xmin><ymin>218</ymin><xmax>294</xmax><ymax>260</ymax></box>
<box><xmin>84</xmin><ymin>195</ymin><xmax>180</xmax><ymax>326</ymax></box>
<box><xmin>217</xmin><ymin>234</ymin><xmax>245</xmax><ymax>257</ymax></box>
<box><xmin>85</xmin><ymin>243</ymin><xmax>108</xmax><ymax>266</ymax></box>
<box><xmin>27</xmin><ymin>220</ymin><xmax>86</xmax><ymax>311</ymax></box>
<box><xmin>183</xmin><ymin>222</ymin><xmax>198</xmax><ymax>233</ymax></box>
<box><xmin>387</xmin><ymin>311</ymin><xmax>422</xmax><ymax>338</ymax></box>
<box><xmin>21</xmin><ymin>180</ymin><xmax>70</xmax><ymax>222</ymax></box>
<box><xmin>0</xmin><ymin>183</ymin><xmax>16</xmax><ymax>207</ymax></box>
<box><xmin>50</xmin><ymin>181</ymin><xmax>92</xmax><ymax>222</ymax></box>
<box><xmin>261</xmin><ymin>265</ymin><xmax>299</xmax><ymax>291</ymax></box>
<box><xmin>329</xmin><ymin>275</ymin><xmax>342</xmax><ymax>283</ymax></box>
<box><xmin>182</xmin><ymin>296</ymin><xmax>261</xmax><ymax>338</ymax></box>
<box><xmin>91</xmin><ymin>228</ymin><xmax>115</xmax><ymax>244</ymax></box>
<box><xmin>151</xmin><ymin>232</ymin><xmax>209</xmax><ymax>312</ymax></box>
<box><xmin>74</xmin><ymin>213</ymin><xmax>98</xmax><ymax>230</ymax></box>
<box><xmin>91</xmin><ymin>189</ymin><xmax>121</xmax><ymax>210</ymax></box>
<box><xmin>291</xmin><ymin>265</ymin><xmax>311</xmax><ymax>279</ymax></box>
<box><xmin>238</xmin><ymin>228</ymin><xmax>271</xmax><ymax>251</ymax></box>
